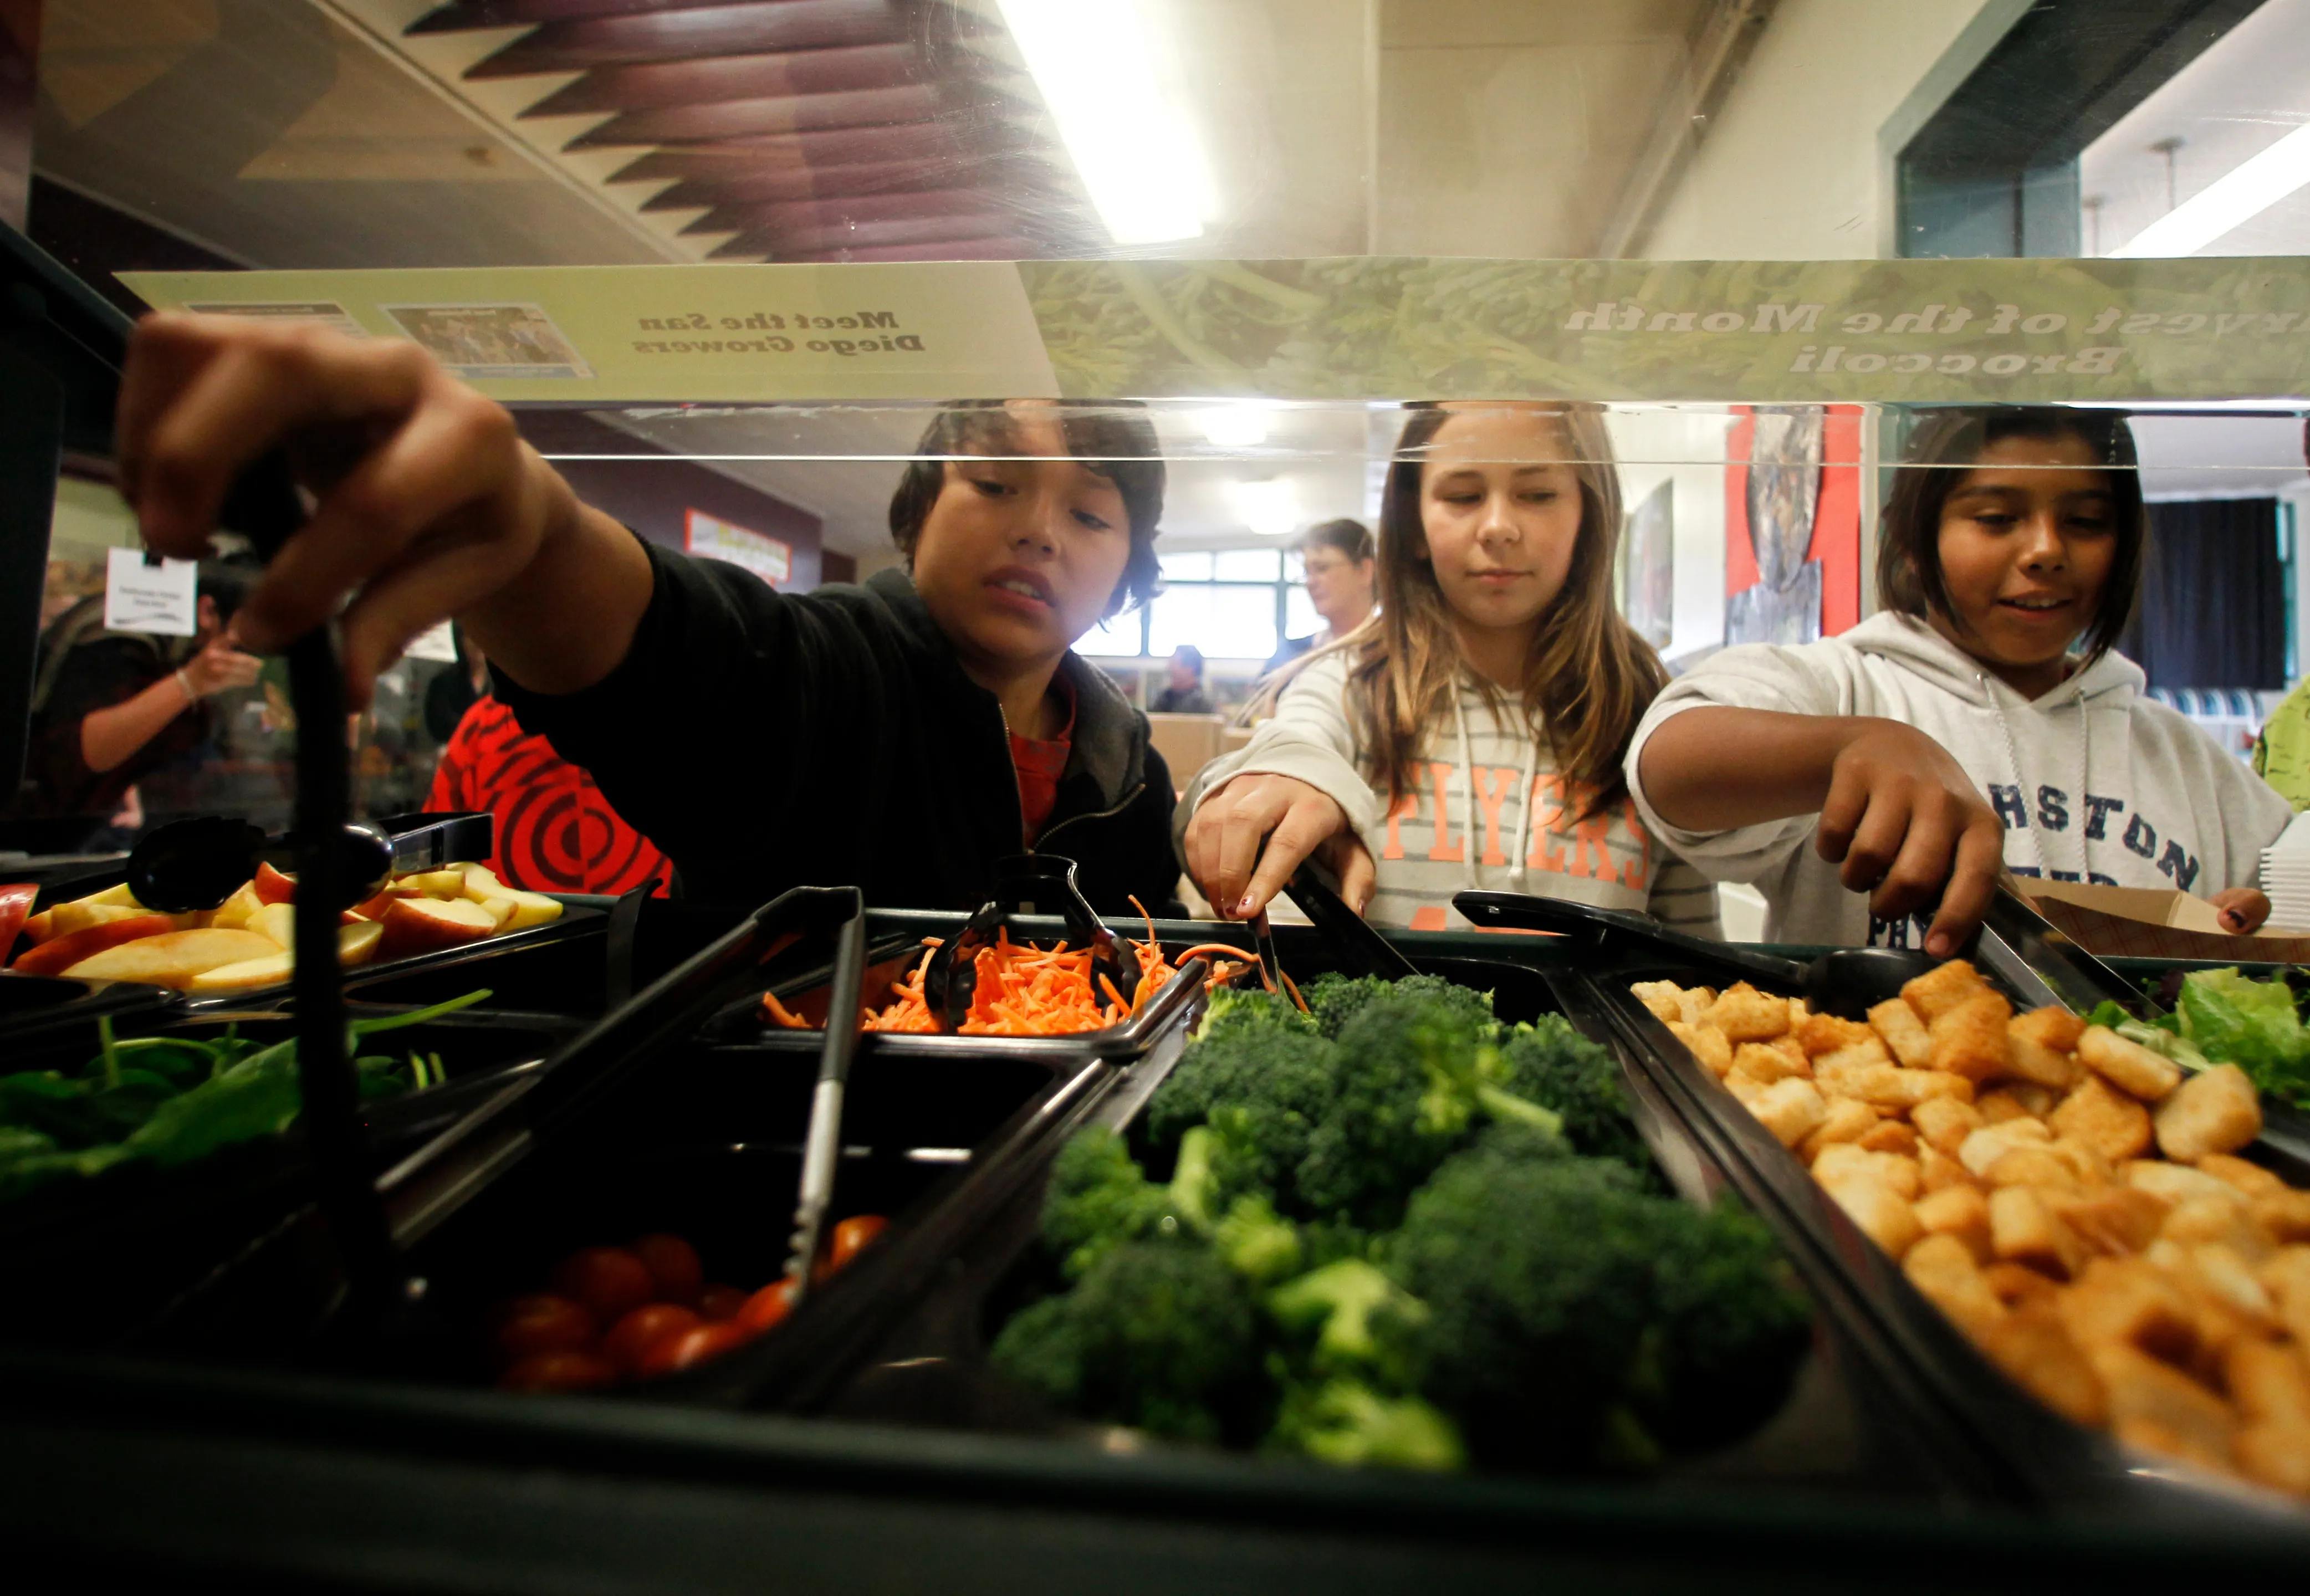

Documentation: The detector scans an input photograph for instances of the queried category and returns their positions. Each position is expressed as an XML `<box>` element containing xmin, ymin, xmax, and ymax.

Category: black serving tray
<box><xmin>1575</xmin><ymin>951</ymin><xmax>2309</xmax><ymax>1528</ymax></box>
<box><xmin>673</xmin><ymin>939</ymin><xmax>2019</xmax><ymax>1504</ymax></box>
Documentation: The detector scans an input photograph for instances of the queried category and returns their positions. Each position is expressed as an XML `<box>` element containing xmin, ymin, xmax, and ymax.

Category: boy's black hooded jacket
<box><xmin>494</xmin><ymin>540</ymin><xmax>1180</xmax><ymax>915</ymax></box>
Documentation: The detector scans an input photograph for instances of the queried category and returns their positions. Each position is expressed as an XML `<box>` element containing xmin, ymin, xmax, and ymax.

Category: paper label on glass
<box><xmin>103</xmin><ymin>547</ymin><xmax>198</xmax><ymax>637</ymax></box>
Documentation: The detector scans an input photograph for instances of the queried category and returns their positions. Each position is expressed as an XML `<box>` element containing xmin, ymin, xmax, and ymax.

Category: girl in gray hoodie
<box><xmin>1629</xmin><ymin>406</ymin><xmax>2297</xmax><ymax>955</ymax></box>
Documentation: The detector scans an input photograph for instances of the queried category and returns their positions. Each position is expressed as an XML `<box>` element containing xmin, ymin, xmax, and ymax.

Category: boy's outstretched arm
<box><xmin>117</xmin><ymin>313</ymin><xmax>651</xmax><ymax>707</ymax></box>
<box><xmin>1639</xmin><ymin>708</ymin><xmax>2006</xmax><ymax>958</ymax></box>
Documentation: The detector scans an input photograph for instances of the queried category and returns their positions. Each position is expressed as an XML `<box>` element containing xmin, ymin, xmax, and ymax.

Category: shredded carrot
<box><xmin>760</xmin><ymin>913</ymin><xmax>1266</xmax><ymax>1036</ymax></box>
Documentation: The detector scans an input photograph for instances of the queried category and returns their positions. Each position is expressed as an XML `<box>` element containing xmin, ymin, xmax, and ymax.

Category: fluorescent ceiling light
<box><xmin>1198</xmin><ymin>405</ymin><xmax>1272</xmax><ymax>448</ymax></box>
<box><xmin>2110</xmin><ymin>122</ymin><xmax>2310</xmax><ymax>256</ymax></box>
<box><xmin>1233</xmin><ymin>477</ymin><xmax>1299</xmax><ymax>537</ymax></box>
<box><xmin>996</xmin><ymin>0</ymin><xmax>1217</xmax><ymax>245</ymax></box>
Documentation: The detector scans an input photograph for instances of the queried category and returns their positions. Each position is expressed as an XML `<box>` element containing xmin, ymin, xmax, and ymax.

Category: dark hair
<box><xmin>1877</xmin><ymin>406</ymin><xmax>2144</xmax><ymax>665</ymax></box>
<box><xmin>1300</xmin><ymin>517</ymin><xmax>1373</xmax><ymax>564</ymax></box>
<box><xmin>886</xmin><ymin>401</ymin><xmax>1164</xmax><ymax>616</ymax></box>
<box><xmin>196</xmin><ymin>561</ymin><xmax>254</xmax><ymax>623</ymax></box>
<box><xmin>1173</xmin><ymin>644</ymin><xmax>1204</xmax><ymax>676</ymax></box>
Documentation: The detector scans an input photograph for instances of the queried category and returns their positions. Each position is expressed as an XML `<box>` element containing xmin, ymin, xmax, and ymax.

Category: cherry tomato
<box><xmin>697</xmin><ymin>1283</ymin><xmax>747</xmax><ymax>1322</ymax></box>
<box><xmin>485</xmin><ymin>1293</ymin><xmax>597</xmax><ymax>1368</ymax></box>
<box><xmin>603</xmin><ymin>1302</ymin><xmax>701</xmax><ymax>1375</ymax></box>
<box><xmin>498</xmin><ymin>1350</ymin><xmax>617</xmax><ymax>1393</ymax></box>
<box><xmin>637</xmin><ymin>1320</ymin><xmax>754</xmax><ymax>1378</ymax></box>
<box><xmin>736</xmin><ymin>1277</ymin><xmax>796</xmax><ymax>1334</ymax></box>
<box><xmin>632</xmin><ymin>1233</ymin><xmax>703</xmax><ymax>1305</ymax></box>
<box><xmin>0</xmin><ymin>884</ymin><xmax>36</xmax><ymax>960</ymax></box>
<box><xmin>826</xmin><ymin>1215</ymin><xmax>888</xmax><ymax>1275</ymax></box>
<box><xmin>550</xmin><ymin>1246</ymin><xmax>656</xmax><ymax>1322</ymax></box>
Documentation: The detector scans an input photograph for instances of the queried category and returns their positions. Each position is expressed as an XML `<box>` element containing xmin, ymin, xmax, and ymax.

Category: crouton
<box><xmin>2253</xmin><ymin>1190</ymin><xmax>2310</xmax><ymax>1245</ymax></box>
<box><xmin>1980</xmin><ymin>1300</ymin><xmax>2107</xmax><ymax>1426</ymax></box>
<box><xmin>1730</xmin><ymin>1041</ymin><xmax>1811</xmax><ymax>1086</ymax></box>
<box><xmin>1867</xmin><ymin>998</ymin><xmax>1935</xmax><ymax>1070</ymax></box>
<box><xmin>1984</xmin><ymin>1261</ymin><xmax>2063</xmax><ymax>1308</ymax></box>
<box><xmin>2233</xmin><ymin>1423</ymin><xmax>2310</xmax><ymax>1496</ymax></box>
<box><xmin>1977</xmin><ymin>1088</ymin><xmax>2044</xmax><ymax>1124</ymax></box>
<box><xmin>1823</xmin><ymin>1173</ymin><xmax>1923</xmax><ymax>1259</ymax></box>
<box><xmin>2174</xmin><ymin>1242</ymin><xmax>2278</xmax><ymax>1329</ymax></box>
<box><xmin>2261</xmin><ymin>1247</ymin><xmax>2310</xmax><ymax>1347</ymax></box>
<box><xmin>1913</xmin><ymin>1096</ymin><xmax>1986</xmax><ymax>1158</ymax></box>
<box><xmin>1903</xmin><ymin>959</ymin><xmax>1991</xmax><ymax>1024</ymax></box>
<box><xmin>1751</xmin><ymin>1077</ymin><xmax>1828</xmax><ymax>1148</ymax></box>
<box><xmin>2163</xmin><ymin>1194</ymin><xmax>2275</xmax><ymax>1262</ymax></box>
<box><xmin>1632</xmin><ymin>981</ymin><xmax>1684</xmax><ymax>1024</ymax></box>
<box><xmin>1678</xmin><ymin>986</ymin><xmax>1717</xmax><ymax>1024</ymax></box>
<box><xmin>1812</xmin><ymin>1037</ymin><xmax>1893</xmax><ymax>1082</ymax></box>
<box><xmin>2043</xmin><ymin>1137</ymin><xmax>2114</xmax><ymax>1189</ymax></box>
<box><xmin>1990</xmin><ymin>1184</ymin><xmax>2089</xmax><ymax>1280</ymax></box>
<box><xmin>1797</xmin><ymin>1010</ymin><xmax>1876</xmax><ymax>1057</ymax></box>
<box><xmin>1904</xmin><ymin>1231</ymin><xmax>2007</xmax><ymax>1338</ymax></box>
<box><xmin>2077</xmin><ymin>1025</ymin><xmax>2184</xmax><ymax>1102</ymax></box>
<box><xmin>2047</xmin><ymin>1186</ymin><xmax>2170</xmax><ymax>1258</ymax></box>
<box><xmin>1667</xmin><ymin>1020</ymin><xmax>1733</xmax><ymax>1076</ymax></box>
<box><xmin>1929</xmin><ymin>989</ymin><xmax>2012</xmax><ymax>1083</ymax></box>
<box><xmin>2058</xmin><ymin>1256</ymin><xmax>2200</xmax><ymax>1365</ymax></box>
<box><xmin>2048</xmin><ymin>1074</ymin><xmax>2154</xmax><ymax>1164</ymax></box>
<box><xmin>2153</xmin><ymin>1063</ymin><xmax>2263</xmax><ymax>1163</ymax></box>
<box><xmin>1858</xmin><ymin>1119</ymin><xmax>1920</xmax><ymax>1157</ymax></box>
<box><xmin>1985</xmin><ymin>1145</ymin><xmax>2084</xmax><ymax>1193</ymax></box>
<box><xmin>2003</xmin><ymin>1034</ymin><xmax>2082</xmax><ymax>1093</ymax></box>
<box><xmin>2089</xmin><ymin>1341</ymin><xmax>2236</xmax><ymax>1470</ymax></box>
<box><xmin>1814</xmin><ymin>1143</ymin><xmax>1922</xmax><ymax>1200</ymax></box>
<box><xmin>2009</xmin><ymin>1005</ymin><xmax>2088</xmax><ymax>1055</ymax></box>
<box><xmin>1708</xmin><ymin>982</ymin><xmax>1792</xmax><ymax>1042</ymax></box>
<box><xmin>1959</xmin><ymin>1121</ymin><xmax>2051</xmax><ymax>1179</ymax></box>
<box><xmin>1798</xmin><ymin>1097</ymin><xmax>1880</xmax><ymax>1163</ymax></box>
<box><xmin>2230</xmin><ymin>1339</ymin><xmax>2310</xmax><ymax>1428</ymax></box>
<box><xmin>2199</xmin><ymin>1153</ymin><xmax>2287</xmax><ymax>1199</ymax></box>
<box><xmin>1844</xmin><ymin>1065</ymin><xmax>1974</xmax><ymax>1111</ymax></box>
<box><xmin>1919</xmin><ymin>1143</ymin><xmax>1978</xmax><ymax>1195</ymax></box>
<box><xmin>2124</xmin><ymin>1159</ymin><xmax>2250</xmax><ymax>1210</ymax></box>
<box><xmin>1723</xmin><ymin>1070</ymin><xmax>1770</xmax><ymax>1110</ymax></box>
<box><xmin>1914</xmin><ymin>1183</ymin><xmax>1994</xmax><ymax>1264</ymax></box>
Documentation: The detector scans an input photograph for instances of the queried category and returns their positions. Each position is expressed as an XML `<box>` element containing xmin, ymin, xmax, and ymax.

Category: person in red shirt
<box><xmin>426</xmin><ymin>692</ymin><xmax>671</xmax><ymax>897</ymax></box>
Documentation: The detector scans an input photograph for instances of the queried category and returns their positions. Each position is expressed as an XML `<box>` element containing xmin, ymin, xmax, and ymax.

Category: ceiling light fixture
<box><xmin>2109</xmin><ymin>122</ymin><xmax>2310</xmax><ymax>256</ymax></box>
<box><xmin>996</xmin><ymin>0</ymin><xmax>1217</xmax><ymax>245</ymax></box>
<box><xmin>1198</xmin><ymin>404</ymin><xmax>1272</xmax><ymax>448</ymax></box>
<box><xmin>1233</xmin><ymin>477</ymin><xmax>1300</xmax><ymax>538</ymax></box>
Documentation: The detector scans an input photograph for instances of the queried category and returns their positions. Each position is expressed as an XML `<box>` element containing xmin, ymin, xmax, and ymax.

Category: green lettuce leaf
<box><xmin>2175</xmin><ymin>968</ymin><xmax>2310</xmax><ymax>1108</ymax></box>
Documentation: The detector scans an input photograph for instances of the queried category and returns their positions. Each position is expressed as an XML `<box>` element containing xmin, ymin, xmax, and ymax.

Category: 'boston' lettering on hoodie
<box><xmin>1623</xmin><ymin>609</ymin><xmax>2302</xmax><ymax>949</ymax></box>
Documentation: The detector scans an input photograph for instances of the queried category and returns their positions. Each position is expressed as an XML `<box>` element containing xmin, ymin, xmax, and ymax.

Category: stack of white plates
<box><xmin>2261</xmin><ymin>815</ymin><xmax>2310</xmax><ymax>933</ymax></box>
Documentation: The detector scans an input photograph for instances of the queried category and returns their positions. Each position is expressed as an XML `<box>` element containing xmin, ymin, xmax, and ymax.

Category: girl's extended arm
<box><xmin>1639</xmin><ymin>706</ymin><xmax>2006</xmax><ymax>958</ymax></box>
<box><xmin>80</xmin><ymin>633</ymin><xmax>261</xmax><ymax>773</ymax></box>
<box><xmin>119</xmin><ymin>313</ymin><xmax>650</xmax><ymax>707</ymax></box>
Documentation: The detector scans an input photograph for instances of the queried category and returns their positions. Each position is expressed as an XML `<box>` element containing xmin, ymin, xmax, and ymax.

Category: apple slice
<box><xmin>498</xmin><ymin>889</ymin><xmax>564</xmax><ymax>932</ymax></box>
<box><xmin>210</xmin><ymin>881</ymin><xmax>264</xmax><ymax>931</ymax></box>
<box><xmin>12</xmin><ymin>914</ymin><xmax>178</xmax><ymax>975</ymax></box>
<box><xmin>251</xmin><ymin>902</ymin><xmax>295</xmax><ymax>949</ymax></box>
<box><xmin>252</xmin><ymin>862</ymin><xmax>298</xmax><ymax>906</ymax></box>
<box><xmin>18</xmin><ymin>909</ymin><xmax>52</xmax><ymax>945</ymax></box>
<box><xmin>458</xmin><ymin>863</ymin><xmax>509</xmax><ymax>900</ymax></box>
<box><xmin>187</xmin><ymin>920</ymin><xmax>387</xmax><ymax>992</ymax></box>
<box><xmin>71</xmin><ymin>882</ymin><xmax>144</xmax><ymax>910</ymax></box>
<box><xmin>47</xmin><ymin>901</ymin><xmax>152</xmax><ymax>939</ymax></box>
<box><xmin>351</xmin><ymin>886</ymin><xmax>418</xmax><ymax>922</ymax></box>
<box><xmin>403</xmin><ymin>868</ymin><xmax>469</xmax><ymax>899</ymax></box>
<box><xmin>64</xmin><ymin>928</ymin><xmax>280</xmax><ymax>990</ymax></box>
<box><xmin>375</xmin><ymin>894</ymin><xmax>498</xmax><ymax>961</ymax></box>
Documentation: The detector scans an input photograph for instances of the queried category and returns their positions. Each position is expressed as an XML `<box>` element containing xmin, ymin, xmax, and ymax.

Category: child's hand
<box><xmin>1184</xmin><ymin>773</ymin><xmax>1374</xmax><ymax>920</ymax></box>
<box><xmin>2211</xmin><ymin>888</ymin><xmax>2271</xmax><ymax>933</ymax></box>
<box><xmin>117</xmin><ymin>313</ymin><xmax>596</xmax><ymax>707</ymax></box>
<box><xmin>1815</xmin><ymin>723</ymin><xmax>2007</xmax><ymax>958</ymax></box>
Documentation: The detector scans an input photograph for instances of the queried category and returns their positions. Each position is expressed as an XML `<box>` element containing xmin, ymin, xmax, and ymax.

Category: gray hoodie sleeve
<box><xmin>1622</xmin><ymin>641</ymin><xmax>1861</xmax><ymax>886</ymax></box>
<box><xmin>1176</xmin><ymin>653</ymin><xmax>1384</xmax><ymax>856</ymax></box>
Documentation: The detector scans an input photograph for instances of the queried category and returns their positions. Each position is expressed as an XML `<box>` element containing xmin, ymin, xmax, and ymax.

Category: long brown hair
<box><xmin>1335</xmin><ymin>402</ymin><xmax>1665</xmax><ymax>819</ymax></box>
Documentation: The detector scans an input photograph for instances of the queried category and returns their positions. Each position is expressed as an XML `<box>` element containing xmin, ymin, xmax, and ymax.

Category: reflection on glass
<box><xmin>1149</xmin><ymin>585</ymin><xmax>1277</xmax><ymax>662</ymax></box>
<box><xmin>1159</xmin><ymin>550</ymin><xmax>1215</xmax><ymax>582</ymax></box>
<box><xmin>1214</xmin><ymin>548</ymin><xmax>1281</xmax><ymax>581</ymax></box>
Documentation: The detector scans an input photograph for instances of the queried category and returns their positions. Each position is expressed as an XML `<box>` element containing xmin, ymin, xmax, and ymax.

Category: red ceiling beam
<box><xmin>676</xmin><ymin>186</ymin><xmax>1002</xmax><ymax>233</ymax></box>
<box><xmin>715</xmin><ymin>209</ymin><xmax>1014</xmax><ymax>254</ymax></box>
<box><xmin>411</xmin><ymin>0</ymin><xmax>754</xmax><ymax>30</ymax></box>
<box><xmin>635</xmin><ymin>156</ymin><xmax>979</xmax><ymax>208</ymax></box>
<box><xmin>727</xmin><ymin>236</ymin><xmax>1041</xmax><ymax>262</ymax></box>
<box><xmin>467</xmin><ymin>0</ymin><xmax>908</xmax><ymax>79</ymax></box>
<box><xmin>566</xmin><ymin>83</ymin><xmax>954</xmax><ymax>146</ymax></box>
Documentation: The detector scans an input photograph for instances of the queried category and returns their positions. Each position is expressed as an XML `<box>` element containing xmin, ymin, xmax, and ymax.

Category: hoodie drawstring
<box><xmin>1986</xmin><ymin>671</ymin><xmax>2097</xmax><ymax>883</ymax></box>
<box><xmin>1450</xmin><ymin>682</ymin><xmax>1542</xmax><ymax>891</ymax></box>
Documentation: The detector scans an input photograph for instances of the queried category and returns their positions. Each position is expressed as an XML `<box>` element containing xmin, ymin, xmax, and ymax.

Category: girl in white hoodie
<box><xmin>1181</xmin><ymin>402</ymin><xmax>1718</xmax><ymax>934</ymax></box>
<box><xmin>1629</xmin><ymin>405</ymin><xmax>2293</xmax><ymax>955</ymax></box>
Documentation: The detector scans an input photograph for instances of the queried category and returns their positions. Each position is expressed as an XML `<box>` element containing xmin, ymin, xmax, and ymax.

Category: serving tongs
<box><xmin>1290</xmin><ymin>860</ymin><xmax>1417</xmax><ymax>980</ymax></box>
<box><xmin>123</xmin><ymin>811</ymin><xmax>497</xmax><ymax>914</ymax></box>
<box><xmin>782</xmin><ymin>889</ymin><xmax>868</xmax><ymax>1307</ymax></box>
<box><xmin>922</xmin><ymin>853</ymin><xmax>1132</xmax><ymax>1032</ymax></box>
<box><xmin>1453</xmin><ymin>888</ymin><xmax>1939</xmax><ymax>1018</ymax></box>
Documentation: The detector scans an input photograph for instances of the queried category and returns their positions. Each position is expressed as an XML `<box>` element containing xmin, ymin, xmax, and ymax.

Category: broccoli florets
<box><xmin>1265</xmin><ymin>1257</ymin><xmax>1428</xmax><ymax>1384</ymax></box>
<box><xmin>1500</xmin><ymin>1015</ymin><xmax>1652</xmax><ymax>1173</ymax></box>
<box><xmin>1296</xmin><ymin>988</ymin><xmax>1560</xmax><ymax>1229</ymax></box>
<box><xmin>1212</xmin><ymin>1193</ymin><xmax>1304</xmax><ymax>1283</ymax></box>
<box><xmin>1304</xmin><ymin>972</ymin><xmax>1495</xmax><ymax>1042</ymax></box>
<box><xmin>1387</xmin><ymin>1127</ymin><xmax>1808</xmax><ymax>1472</ymax></box>
<box><xmin>1630</xmin><ymin>1195</ymin><xmax>1812</xmax><ymax>1452</ymax></box>
<box><xmin>1268</xmin><ymin>1378</ymin><xmax>1465</xmax><ymax>1471</ymax></box>
<box><xmin>989</xmin><ymin>1242</ymin><xmax>1264</xmax><ymax>1444</ymax></box>
<box><xmin>1145</xmin><ymin>1027</ymin><xmax>1339</xmax><ymax>1191</ymax></box>
<box><xmin>1040</xmin><ymin>1126</ymin><xmax>1218</xmax><ymax>1280</ymax></box>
